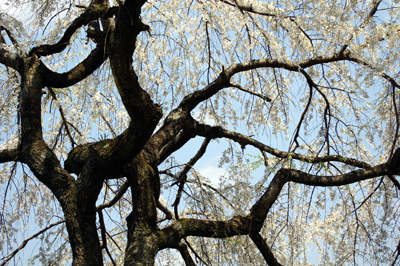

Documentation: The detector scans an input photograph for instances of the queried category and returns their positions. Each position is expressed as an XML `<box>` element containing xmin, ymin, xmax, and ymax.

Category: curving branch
<box><xmin>185</xmin><ymin>117</ymin><xmax>374</xmax><ymax>169</ymax></box>
<box><xmin>250</xmin><ymin>148</ymin><xmax>400</xmax><ymax>230</ymax></box>
<box><xmin>18</xmin><ymin>56</ymin><xmax>76</xmax><ymax>197</ymax></box>
<box><xmin>146</xmin><ymin>49</ymin><xmax>356</xmax><ymax>167</ymax></box>
<box><xmin>62</xmin><ymin>1</ymin><xmax>159</xmax><ymax>178</ymax></box>
<box><xmin>180</xmin><ymin>49</ymin><xmax>353</xmax><ymax>112</ymax></box>
<box><xmin>29</xmin><ymin>5</ymin><xmax>117</xmax><ymax>57</ymax></box>
<box><xmin>41</xmin><ymin>41</ymin><xmax>107</xmax><ymax>88</ymax></box>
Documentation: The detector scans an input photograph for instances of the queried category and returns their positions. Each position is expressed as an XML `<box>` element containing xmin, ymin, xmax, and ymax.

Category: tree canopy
<box><xmin>0</xmin><ymin>0</ymin><xmax>400</xmax><ymax>265</ymax></box>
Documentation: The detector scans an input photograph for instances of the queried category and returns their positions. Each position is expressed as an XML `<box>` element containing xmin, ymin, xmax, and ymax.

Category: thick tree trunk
<box><xmin>124</xmin><ymin>221</ymin><xmax>159</xmax><ymax>266</ymax></box>
<box><xmin>62</xmin><ymin>195</ymin><xmax>103</xmax><ymax>266</ymax></box>
<box><xmin>124</xmin><ymin>155</ymin><xmax>160</xmax><ymax>265</ymax></box>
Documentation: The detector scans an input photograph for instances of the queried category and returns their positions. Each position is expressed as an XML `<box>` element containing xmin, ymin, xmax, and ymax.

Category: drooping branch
<box><xmin>290</xmin><ymin>79</ymin><xmax>313</xmax><ymax>150</ymax></box>
<box><xmin>298</xmin><ymin>69</ymin><xmax>332</xmax><ymax>153</ymax></box>
<box><xmin>48</xmin><ymin>87</ymin><xmax>76</xmax><ymax>147</ymax></box>
<box><xmin>250</xmin><ymin>148</ymin><xmax>400</xmax><ymax>230</ymax></box>
<box><xmin>185</xmin><ymin>117</ymin><xmax>374</xmax><ymax>169</ymax></box>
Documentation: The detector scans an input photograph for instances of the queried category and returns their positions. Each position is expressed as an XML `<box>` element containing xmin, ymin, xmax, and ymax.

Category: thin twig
<box><xmin>0</xmin><ymin>220</ymin><xmax>65</xmax><ymax>266</ymax></box>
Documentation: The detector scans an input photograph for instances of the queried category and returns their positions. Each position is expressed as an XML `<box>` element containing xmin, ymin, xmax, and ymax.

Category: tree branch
<box><xmin>29</xmin><ymin>5</ymin><xmax>116</xmax><ymax>57</ymax></box>
<box><xmin>41</xmin><ymin>43</ymin><xmax>107</xmax><ymax>88</ymax></box>
<box><xmin>0</xmin><ymin>26</ymin><xmax>19</xmax><ymax>48</ymax></box>
<box><xmin>158</xmin><ymin>130</ymin><xmax>193</xmax><ymax>164</ymax></box>
<box><xmin>173</xmin><ymin>138</ymin><xmax>211</xmax><ymax>219</ymax></box>
<box><xmin>48</xmin><ymin>87</ymin><xmax>77</xmax><ymax>147</ymax></box>
<box><xmin>149</xmin><ymin>49</ymin><xmax>355</xmax><ymax>166</ymax></box>
<box><xmin>0</xmin><ymin>220</ymin><xmax>65</xmax><ymax>266</ymax></box>
<box><xmin>249</xmin><ymin>232</ymin><xmax>283</xmax><ymax>266</ymax></box>
<box><xmin>96</xmin><ymin>181</ymin><xmax>129</xmax><ymax>211</ymax></box>
<box><xmin>185</xmin><ymin>117</ymin><xmax>374</xmax><ymax>169</ymax></box>
<box><xmin>231</xmin><ymin>83</ymin><xmax>272</xmax><ymax>102</ymax></box>
<box><xmin>0</xmin><ymin>149</ymin><xmax>19</xmax><ymax>163</ymax></box>
<box><xmin>0</xmin><ymin>48</ymin><xmax>23</xmax><ymax>71</ymax></box>
<box><xmin>160</xmin><ymin>216</ymin><xmax>252</xmax><ymax>248</ymax></box>
<box><xmin>170</xmin><ymin>241</ymin><xmax>196</xmax><ymax>266</ymax></box>
<box><xmin>157</xmin><ymin>199</ymin><xmax>174</xmax><ymax>221</ymax></box>
<box><xmin>250</xmin><ymin>148</ymin><xmax>400</xmax><ymax>230</ymax></box>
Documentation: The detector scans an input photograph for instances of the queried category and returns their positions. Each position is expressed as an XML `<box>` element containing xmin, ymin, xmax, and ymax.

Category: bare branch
<box><xmin>160</xmin><ymin>215</ymin><xmax>252</xmax><ymax>247</ymax></box>
<box><xmin>158</xmin><ymin>130</ymin><xmax>193</xmax><ymax>164</ymax></box>
<box><xmin>157</xmin><ymin>199</ymin><xmax>174</xmax><ymax>221</ymax></box>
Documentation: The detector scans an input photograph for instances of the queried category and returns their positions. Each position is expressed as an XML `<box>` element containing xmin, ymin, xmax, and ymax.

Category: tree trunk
<box><xmin>124</xmin><ymin>154</ymin><xmax>160</xmax><ymax>265</ymax></box>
